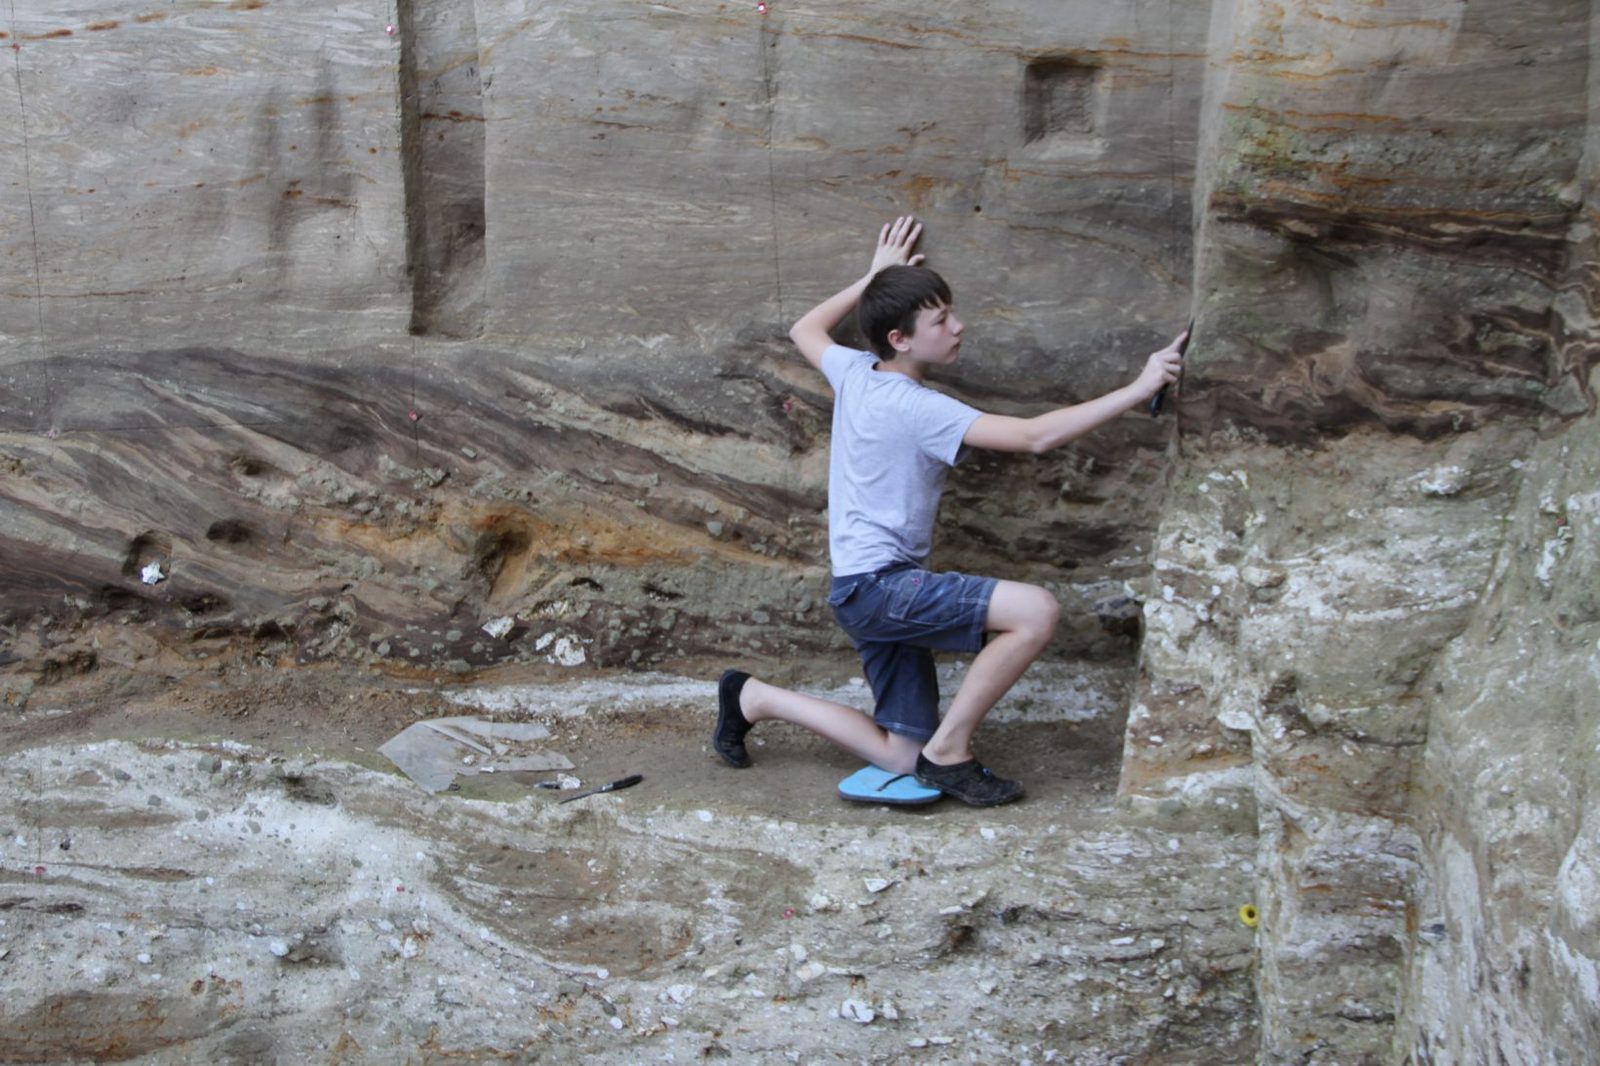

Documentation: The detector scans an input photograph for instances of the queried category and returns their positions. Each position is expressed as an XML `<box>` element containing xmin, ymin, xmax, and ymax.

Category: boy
<box><xmin>714</xmin><ymin>216</ymin><xmax>1184</xmax><ymax>806</ymax></box>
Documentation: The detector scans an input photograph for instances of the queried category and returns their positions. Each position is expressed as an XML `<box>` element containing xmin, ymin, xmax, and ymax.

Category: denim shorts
<box><xmin>826</xmin><ymin>565</ymin><xmax>998</xmax><ymax>740</ymax></box>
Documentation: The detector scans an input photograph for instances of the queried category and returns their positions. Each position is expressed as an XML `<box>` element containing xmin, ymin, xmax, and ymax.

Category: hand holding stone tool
<box><xmin>1149</xmin><ymin>320</ymin><xmax>1193</xmax><ymax>417</ymax></box>
<box><xmin>558</xmin><ymin>773</ymin><xmax>643</xmax><ymax>803</ymax></box>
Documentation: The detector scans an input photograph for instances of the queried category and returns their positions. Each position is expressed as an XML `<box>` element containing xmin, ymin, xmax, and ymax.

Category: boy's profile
<box><xmin>714</xmin><ymin>216</ymin><xmax>1184</xmax><ymax>806</ymax></box>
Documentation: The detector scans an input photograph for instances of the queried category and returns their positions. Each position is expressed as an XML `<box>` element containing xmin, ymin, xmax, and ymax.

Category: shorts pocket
<box><xmin>883</xmin><ymin>569</ymin><xmax>932</xmax><ymax>622</ymax></box>
<box><xmin>826</xmin><ymin>580</ymin><xmax>862</xmax><ymax>609</ymax></box>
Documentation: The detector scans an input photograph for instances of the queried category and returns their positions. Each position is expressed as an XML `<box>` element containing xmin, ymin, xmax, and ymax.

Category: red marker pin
<box><xmin>757</xmin><ymin>2</ymin><xmax>767</xmax><ymax>12</ymax></box>
<box><xmin>385</xmin><ymin>24</ymin><xmax>396</xmax><ymax>36</ymax></box>
<box><xmin>408</xmin><ymin>409</ymin><xmax>420</xmax><ymax>423</ymax></box>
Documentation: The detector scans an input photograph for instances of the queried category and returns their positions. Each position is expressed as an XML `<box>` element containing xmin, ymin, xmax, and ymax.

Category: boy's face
<box><xmin>895</xmin><ymin>302</ymin><xmax>964</xmax><ymax>364</ymax></box>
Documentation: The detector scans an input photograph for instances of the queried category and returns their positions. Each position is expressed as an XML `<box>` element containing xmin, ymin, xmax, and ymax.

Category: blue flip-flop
<box><xmin>838</xmin><ymin>764</ymin><xmax>943</xmax><ymax>806</ymax></box>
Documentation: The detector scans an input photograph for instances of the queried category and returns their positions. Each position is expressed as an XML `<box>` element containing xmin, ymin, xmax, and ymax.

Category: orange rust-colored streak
<box><xmin>230</xmin><ymin>0</ymin><xmax>268</xmax><ymax>10</ymax></box>
<box><xmin>87</xmin><ymin>21</ymin><xmax>119</xmax><ymax>31</ymax></box>
<box><xmin>1028</xmin><ymin>45</ymin><xmax>1205</xmax><ymax>62</ymax></box>
<box><xmin>1297</xmin><ymin>4</ymin><xmax>1449</xmax><ymax>32</ymax></box>
<box><xmin>1275</xmin><ymin>107</ymin><xmax>1410</xmax><ymax>128</ymax></box>
<box><xmin>900</xmin><ymin>174</ymin><xmax>946</xmax><ymax>213</ymax></box>
<box><xmin>185</xmin><ymin>65</ymin><xmax>221</xmax><ymax>76</ymax></box>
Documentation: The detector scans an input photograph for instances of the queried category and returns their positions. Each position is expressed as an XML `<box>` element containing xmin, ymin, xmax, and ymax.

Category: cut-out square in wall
<box><xmin>1023</xmin><ymin>59</ymin><xmax>1099</xmax><ymax>142</ymax></box>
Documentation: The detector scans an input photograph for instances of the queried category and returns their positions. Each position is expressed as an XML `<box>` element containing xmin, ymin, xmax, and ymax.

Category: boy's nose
<box><xmin>951</xmin><ymin>316</ymin><xmax>964</xmax><ymax>335</ymax></box>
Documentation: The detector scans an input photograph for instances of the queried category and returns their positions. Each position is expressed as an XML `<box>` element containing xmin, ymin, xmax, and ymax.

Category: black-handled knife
<box><xmin>558</xmin><ymin>773</ymin><xmax>644</xmax><ymax>803</ymax></box>
<box><xmin>1150</xmin><ymin>319</ymin><xmax>1194</xmax><ymax>417</ymax></box>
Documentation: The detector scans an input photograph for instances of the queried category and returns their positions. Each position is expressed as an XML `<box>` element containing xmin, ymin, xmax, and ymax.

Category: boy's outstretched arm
<box><xmin>963</xmin><ymin>331</ymin><xmax>1187</xmax><ymax>454</ymax></box>
<box><xmin>788</xmin><ymin>216</ymin><xmax>925</xmax><ymax>370</ymax></box>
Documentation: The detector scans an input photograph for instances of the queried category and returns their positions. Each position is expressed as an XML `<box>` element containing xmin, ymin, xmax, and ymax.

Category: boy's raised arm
<box><xmin>788</xmin><ymin>216</ymin><xmax>925</xmax><ymax>371</ymax></box>
<box><xmin>963</xmin><ymin>331</ymin><xmax>1186</xmax><ymax>454</ymax></box>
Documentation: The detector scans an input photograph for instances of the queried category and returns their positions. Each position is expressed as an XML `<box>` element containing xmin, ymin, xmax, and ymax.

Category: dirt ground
<box><xmin>1</xmin><ymin>624</ymin><xmax>1260</xmax><ymax>1064</ymax></box>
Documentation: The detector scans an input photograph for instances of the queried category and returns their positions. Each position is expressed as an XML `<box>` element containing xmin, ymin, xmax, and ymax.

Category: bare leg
<box><xmin>740</xmin><ymin>679</ymin><xmax>924</xmax><ymax>775</ymax></box>
<box><xmin>920</xmin><ymin>580</ymin><xmax>1058</xmax><ymax>766</ymax></box>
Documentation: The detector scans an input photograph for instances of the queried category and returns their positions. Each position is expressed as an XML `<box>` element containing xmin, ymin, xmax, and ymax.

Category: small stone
<box><xmin>841</xmin><ymin>999</ymin><xmax>875</xmax><ymax>1024</ymax></box>
<box><xmin>1241</xmin><ymin>565</ymin><xmax>1286</xmax><ymax>590</ymax></box>
<box><xmin>978</xmin><ymin>978</ymin><xmax>998</xmax><ymax>995</ymax></box>
<box><xmin>269</xmin><ymin>940</ymin><xmax>290</xmax><ymax>957</ymax></box>
<box><xmin>136</xmin><ymin>952</ymin><xmax>152</xmax><ymax>965</ymax></box>
<box><xmin>705</xmin><ymin>520</ymin><xmax>724</xmax><ymax>538</ymax></box>
<box><xmin>795</xmin><ymin>961</ymin><xmax>827</xmax><ymax>984</ymax></box>
<box><xmin>864</xmin><ymin>878</ymin><xmax>892</xmax><ymax>894</ymax></box>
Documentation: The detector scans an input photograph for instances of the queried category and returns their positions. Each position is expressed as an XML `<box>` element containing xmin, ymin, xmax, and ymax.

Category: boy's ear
<box><xmin>886</xmin><ymin>328</ymin><xmax>912</xmax><ymax>353</ymax></box>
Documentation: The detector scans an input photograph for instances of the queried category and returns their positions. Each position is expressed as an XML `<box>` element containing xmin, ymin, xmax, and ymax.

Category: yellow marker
<box><xmin>1239</xmin><ymin>903</ymin><xmax>1259</xmax><ymax>928</ymax></box>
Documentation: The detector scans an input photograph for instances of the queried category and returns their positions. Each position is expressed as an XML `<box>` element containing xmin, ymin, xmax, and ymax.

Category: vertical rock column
<box><xmin>397</xmin><ymin>0</ymin><xmax>487</xmax><ymax>338</ymax></box>
<box><xmin>1123</xmin><ymin>0</ymin><xmax>1593</xmax><ymax>1061</ymax></box>
<box><xmin>1395</xmin><ymin>5</ymin><xmax>1600</xmax><ymax>1057</ymax></box>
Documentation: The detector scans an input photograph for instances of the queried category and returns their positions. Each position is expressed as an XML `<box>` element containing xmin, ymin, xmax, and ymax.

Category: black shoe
<box><xmin>714</xmin><ymin>670</ymin><xmax>754</xmax><ymax>768</ymax></box>
<box><xmin>914</xmin><ymin>754</ymin><xmax>1024</xmax><ymax>807</ymax></box>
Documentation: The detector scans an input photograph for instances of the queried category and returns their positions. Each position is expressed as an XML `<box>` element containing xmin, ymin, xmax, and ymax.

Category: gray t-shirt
<box><xmin>821</xmin><ymin>344</ymin><xmax>982</xmax><ymax>575</ymax></box>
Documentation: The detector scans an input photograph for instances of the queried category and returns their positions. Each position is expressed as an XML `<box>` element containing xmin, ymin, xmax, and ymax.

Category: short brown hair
<box><xmin>857</xmin><ymin>265</ymin><xmax>952</xmax><ymax>359</ymax></box>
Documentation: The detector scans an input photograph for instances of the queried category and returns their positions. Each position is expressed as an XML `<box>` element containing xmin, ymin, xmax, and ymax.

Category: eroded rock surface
<box><xmin>3</xmin><ymin>0</ymin><xmax>1598</xmax><ymax>1062</ymax></box>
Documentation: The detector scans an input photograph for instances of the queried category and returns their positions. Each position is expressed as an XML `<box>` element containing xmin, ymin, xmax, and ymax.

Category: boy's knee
<box><xmin>1020</xmin><ymin>586</ymin><xmax>1059</xmax><ymax>642</ymax></box>
<box><xmin>987</xmin><ymin>580</ymin><xmax>1059</xmax><ymax>645</ymax></box>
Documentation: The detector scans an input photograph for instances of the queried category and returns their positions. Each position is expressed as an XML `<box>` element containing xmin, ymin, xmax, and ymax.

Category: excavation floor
<box><xmin>0</xmin><ymin>657</ymin><xmax>1259</xmax><ymax>1064</ymax></box>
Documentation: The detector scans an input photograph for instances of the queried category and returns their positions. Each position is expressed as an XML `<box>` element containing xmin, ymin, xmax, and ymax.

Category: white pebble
<box><xmin>841</xmin><ymin>999</ymin><xmax>875</xmax><ymax>1024</ymax></box>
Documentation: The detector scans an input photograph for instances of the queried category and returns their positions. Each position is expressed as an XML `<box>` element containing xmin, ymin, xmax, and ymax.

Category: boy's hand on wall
<box><xmin>869</xmin><ymin>215</ymin><xmax>926</xmax><ymax>275</ymax></box>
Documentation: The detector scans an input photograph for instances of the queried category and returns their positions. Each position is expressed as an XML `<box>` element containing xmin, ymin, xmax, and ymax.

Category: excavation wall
<box><xmin>2</xmin><ymin>1</ymin><xmax>1597</xmax><ymax>1061</ymax></box>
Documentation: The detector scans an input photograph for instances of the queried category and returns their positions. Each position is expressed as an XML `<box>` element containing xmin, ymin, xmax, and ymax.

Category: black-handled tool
<box><xmin>558</xmin><ymin>773</ymin><xmax>644</xmax><ymax>803</ymax></box>
<box><xmin>1149</xmin><ymin>319</ymin><xmax>1194</xmax><ymax>417</ymax></box>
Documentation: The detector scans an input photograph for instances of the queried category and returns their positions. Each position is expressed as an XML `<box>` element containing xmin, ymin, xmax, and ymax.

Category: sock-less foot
<box><xmin>714</xmin><ymin>670</ymin><xmax>754</xmax><ymax>768</ymax></box>
<box><xmin>914</xmin><ymin>753</ymin><xmax>1023</xmax><ymax>807</ymax></box>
